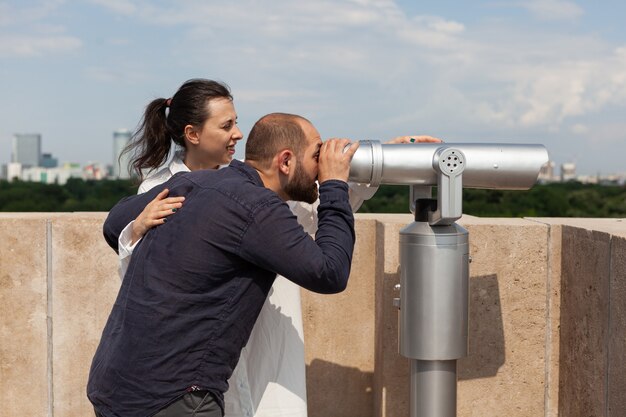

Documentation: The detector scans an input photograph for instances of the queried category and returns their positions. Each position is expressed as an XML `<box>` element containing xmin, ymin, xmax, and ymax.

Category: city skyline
<box><xmin>5</xmin><ymin>129</ymin><xmax>622</xmax><ymax>185</ymax></box>
<box><xmin>2</xmin><ymin>1</ymin><xmax>626</xmax><ymax>176</ymax></box>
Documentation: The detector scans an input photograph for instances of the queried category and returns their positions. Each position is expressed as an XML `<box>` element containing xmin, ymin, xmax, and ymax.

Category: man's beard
<box><xmin>285</xmin><ymin>163</ymin><xmax>318</xmax><ymax>204</ymax></box>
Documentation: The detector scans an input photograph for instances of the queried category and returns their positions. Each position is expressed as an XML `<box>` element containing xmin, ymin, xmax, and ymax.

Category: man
<box><xmin>87</xmin><ymin>113</ymin><xmax>359</xmax><ymax>417</ymax></box>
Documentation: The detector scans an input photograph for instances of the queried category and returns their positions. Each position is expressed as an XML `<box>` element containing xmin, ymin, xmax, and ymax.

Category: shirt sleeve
<box><xmin>238</xmin><ymin>180</ymin><xmax>355</xmax><ymax>294</ymax></box>
<box><xmin>348</xmin><ymin>181</ymin><xmax>379</xmax><ymax>211</ymax></box>
<box><xmin>117</xmin><ymin>220</ymin><xmax>141</xmax><ymax>280</ymax></box>
<box><xmin>288</xmin><ymin>181</ymin><xmax>379</xmax><ymax>235</ymax></box>
<box><xmin>103</xmin><ymin>186</ymin><xmax>164</xmax><ymax>253</ymax></box>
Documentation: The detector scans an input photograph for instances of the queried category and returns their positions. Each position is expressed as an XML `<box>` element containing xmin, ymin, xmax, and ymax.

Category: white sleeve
<box><xmin>347</xmin><ymin>182</ymin><xmax>379</xmax><ymax>212</ymax></box>
<box><xmin>288</xmin><ymin>182</ymin><xmax>379</xmax><ymax>235</ymax></box>
<box><xmin>117</xmin><ymin>220</ymin><xmax>142</xmax><ymax>280</ymax></box>
<box><xmin>288</xmin><ymin>200</ymin><xmax>319</xmax><ymax>235</ymax></box>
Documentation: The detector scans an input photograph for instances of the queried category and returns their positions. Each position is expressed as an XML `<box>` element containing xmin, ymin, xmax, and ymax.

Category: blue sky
<box><xmin>1</xmin><ymin>0</ymin><xmax>626</xmax><ymax>176</ymax></box>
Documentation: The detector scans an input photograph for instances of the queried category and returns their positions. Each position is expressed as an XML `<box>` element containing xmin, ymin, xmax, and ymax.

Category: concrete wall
<box><xmin>530</xmin><ymin>219</ymin><xmax>626</xmax><ymax>417</ymax></box>
<box><xmin>1</xmin><ymin>213</ymin><xmax>625</xmax><ymax>417</ymax></box>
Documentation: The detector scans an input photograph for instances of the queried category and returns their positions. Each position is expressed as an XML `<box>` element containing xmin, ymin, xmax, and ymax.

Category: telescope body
<box><xmin>348</xmin><ymin>142</ymin><xmax>549</xmax><ymax>190</ymax></box>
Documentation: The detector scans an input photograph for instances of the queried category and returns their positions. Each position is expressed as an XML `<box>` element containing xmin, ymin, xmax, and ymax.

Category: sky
<box><xmin>1</xmin><ymin>0</ymin><xmax>626</xmax><ymax>176</ymax></box>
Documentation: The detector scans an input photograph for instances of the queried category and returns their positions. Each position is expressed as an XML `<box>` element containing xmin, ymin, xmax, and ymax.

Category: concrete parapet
<box><xmin>0</xmin><ymin>215</ymin><xmax>48</xmax><ymax>417</ymax></box>
<box><xmin>528</xmin><ymin>218</ymin><xmax>626</xmax><ymax>417</ymax></box>
<box><xmin>0</xmin><ymin>213</ymin><xmax>624</xmax><ymax>416</ymax></box>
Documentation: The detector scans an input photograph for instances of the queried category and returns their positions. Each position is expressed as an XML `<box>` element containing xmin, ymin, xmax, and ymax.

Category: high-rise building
<box><xmin>112</xmin><ymin>129</ymin><xmax>132</xmax><ymax>179</ymax></box>
<box><xmin>12</xmin><ymin>133</ymin><xmax>41</xmax><ymax>168</ymax></box>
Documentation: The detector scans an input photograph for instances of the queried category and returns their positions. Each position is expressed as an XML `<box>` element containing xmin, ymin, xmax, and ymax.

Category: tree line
<box><xmin>359</xmin><ymin>181</ymin><xmax>626</xmax><ymax>217</ymax></box>
<box><xmin>1</xmin><ymin>178</ymin><xmax>625</xmax><ymax>217</ymax></box>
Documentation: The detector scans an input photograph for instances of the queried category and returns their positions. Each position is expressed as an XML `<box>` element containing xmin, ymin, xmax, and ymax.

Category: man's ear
<box><xmin>277</xmin><ymin>149</ymin><xmax>293</xmax><ymax>175</ymax></box>
<box><xmin>184</xmin><ymin>125</ymin><xmax>200</xmax><ymax>145</ymax></box>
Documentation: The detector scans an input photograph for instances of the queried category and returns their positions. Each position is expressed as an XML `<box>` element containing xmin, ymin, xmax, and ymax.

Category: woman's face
<box><xmin>187</xmin><ymin>97</ymin><xmax>243</xmax><ymax>168</ymax></box>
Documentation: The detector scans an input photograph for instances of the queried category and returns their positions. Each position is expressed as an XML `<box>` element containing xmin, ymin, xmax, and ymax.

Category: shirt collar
<box><xmin>229</xmin><ymin>159</ymin><xmax>264</xmax><ymax>186</ymax></box>
<box><xmin>169</xmin><ymin>150</ymin><xmax>191</xmax><ymax>176</ymax></box>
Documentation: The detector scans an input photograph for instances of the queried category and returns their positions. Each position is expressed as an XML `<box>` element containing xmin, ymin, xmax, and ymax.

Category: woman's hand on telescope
<box><xmin>386</xmin><ymin>135</ymin><xmax>443</xmax><ymax>144</ymax></box>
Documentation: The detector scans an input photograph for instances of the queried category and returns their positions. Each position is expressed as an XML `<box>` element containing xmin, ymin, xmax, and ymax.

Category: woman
<box><xmin>118</xmin><ymin>79</ymin><xmax>242</xmax><ymax>255</ymax></box>
<box><xmin>118</xmin><ymin>78</ymin><xmax>442</xmax><ymax>417</ymax></box>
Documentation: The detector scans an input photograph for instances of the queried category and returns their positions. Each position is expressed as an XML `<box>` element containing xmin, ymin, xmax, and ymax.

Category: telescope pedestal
<box><xmin>398</xmin><ymin>220</ymin><xmax>469</xmax><ymax>417</ymax></box>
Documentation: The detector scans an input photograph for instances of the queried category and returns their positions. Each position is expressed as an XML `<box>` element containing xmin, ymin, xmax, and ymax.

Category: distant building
<box><xmin>12</xmin><ymin>133</ymin><xmax>41</xmax><ymax>168</ymax></box>
<box><xmin>41</xmin><ymin>153</ymin><xmax>59</xmax><ymax>168</ymax></box>
<box><xmin>112</xmin><ymin>129</ymin><xmax>132</xmax><ymax>179</ymax></box>
<box><xmin>6</xmin><ymin>162</ymin><xmax>22</xmax><ymax>181</ymax></box>
<box><xmin>22</xmin><ymin>163</ymin><xmax>83</xmax><ymax>185</ymax></box>
<box><xmin>83</xmin><ymin>162</ymin><xmax>107</xmax><ymax>180</ymax></box>
<box><xmin>561</xmin><ymin>163</ymin><xmax>576</xmax><ymax>182</ymax></box>
<box><xmin>576</xmin><ymin>174</ymin><xmax>598</xmax><ymax>185</ymax></box>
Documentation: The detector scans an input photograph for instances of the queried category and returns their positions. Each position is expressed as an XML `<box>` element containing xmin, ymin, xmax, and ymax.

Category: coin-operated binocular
<box><xmin>349</xmin><ymin>142</ymin><xmax>549</xmax><ymax>417</ymax></box>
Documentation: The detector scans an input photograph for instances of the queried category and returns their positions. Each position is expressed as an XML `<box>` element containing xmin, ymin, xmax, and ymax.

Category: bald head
<box><xmin>245</xmin><ymin>113</ymin><xmax>312</xmax><ymax>169</ymax></box>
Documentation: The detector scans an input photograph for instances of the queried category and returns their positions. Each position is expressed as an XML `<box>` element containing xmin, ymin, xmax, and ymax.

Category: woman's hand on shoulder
<box><xmin>131</xmin><ymin>188</ymin><xmax>185</xmax><ymax>244</ymax></box>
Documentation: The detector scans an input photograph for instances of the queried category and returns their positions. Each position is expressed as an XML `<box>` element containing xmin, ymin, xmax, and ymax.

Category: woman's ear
<box><xmin>184</xmin><ymin>125</ymin><xmax>200</xmax><ymax>145</ymax></box>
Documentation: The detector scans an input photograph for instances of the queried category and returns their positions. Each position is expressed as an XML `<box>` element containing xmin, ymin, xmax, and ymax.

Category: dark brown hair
<box><xmin>121</xmin><ymin>79</ymin><xmax>233</xmax><ymax>180</ymax></box>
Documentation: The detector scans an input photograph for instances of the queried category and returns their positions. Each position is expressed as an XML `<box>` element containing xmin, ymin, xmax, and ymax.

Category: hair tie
<box><xmin>166</xmin><ymin>98</ymin><xmax>172</xmax><ymax>107</ymax></box>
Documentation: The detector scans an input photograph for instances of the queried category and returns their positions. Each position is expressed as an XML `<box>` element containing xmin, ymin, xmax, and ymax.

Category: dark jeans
<box><xmin>94</xmin><ymin>391</ymin><xmax>222</xmax><ymax>417</ymax></box>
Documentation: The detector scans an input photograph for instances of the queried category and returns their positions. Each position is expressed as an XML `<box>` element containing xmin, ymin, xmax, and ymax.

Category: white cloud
<box><xmin>236</xmin><ymin>89</ymin><xmax>322</xmax><ymax>103</ymax></box>
<box><xmin>162</xmin><ymin>2</ymin><xmax>626</xmax><ymax>134</ymax></box>
<box><xmin>398</xmin><ymin>16</ymin><xmax>466</xmax><ymax>49</ymax></box>
<box><xmin>0</xmin><ymin>0</ymin><xmax>67</xmax><ymax>27</ymax></box>
<box><xmin>502</xmin><ymin>47</ymin><xmax>626</xmax><ymax>128</ymax></box>
<box><xmin>521</xmin><ymin>0</ymin><xmax>584</xmax><ymax>21</ymax></box>
<box><xmin>74</xmin><ymin>1</ymin><xmax>626</xmax><ymax>134</ymax></box>
<box><xmin>0</xmin><ymin>34</ymin><xmax>81</xmax><ymax>57</ymax></box>
<box><xmin>570</xmin><ymin>124</ymin><xmax>588</xmax><ymax>135</ymax></box>
<box><xmin>83</xmin><ymin>66</ymin><xmax>150</xmax><ymax>84</ymax></box>
<box><xmin>86</xmin><ymin>0</ymin><xmax>137</xmax><ymax>15</ymax></box>
<box><xmin>0</xmin><ymin>1</ymin><xmax>80</xmax><ymax>58</ymax></box>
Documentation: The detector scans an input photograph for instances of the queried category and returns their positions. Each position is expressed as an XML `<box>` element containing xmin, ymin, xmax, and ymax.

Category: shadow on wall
<box><xmin>306</xmin><ymin>359</ymin><xmax>374</xmax><ymax>417</ymax></box>
<box><xmin>383</xmin><ymin>270</ymin><xmax>506</xmax><ymax>381</ymax></box>
<box><xmin>378</xmin><ymin>272</ymin><xmax>506</xmax><ymax>417</ymax></box>
<box><xmin>302</xmin><ymin>274</ymin><xmax>506</xmax><ymax>417</ymax></box>
<box><xmin>459</xmin><ymin>274</ymin><xmax>506</xmax><ymax>380</ymax></box>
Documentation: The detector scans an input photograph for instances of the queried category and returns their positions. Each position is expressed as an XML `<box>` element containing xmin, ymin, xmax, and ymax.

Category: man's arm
<box><xmin>239</xmin><ymin>180</ymin><xmax>355</xmax><ymax>294</ymax></box>
<box><xmin>239</xmin><ymin>138</ymin><xmax>358</xmax><ymax>294</ymax></box>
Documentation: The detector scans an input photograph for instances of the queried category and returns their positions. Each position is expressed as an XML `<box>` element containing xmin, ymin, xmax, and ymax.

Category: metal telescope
<box><xmin>348</xmin><ymin>141</ymin><xmax>549</xmax><ymax>417</ymax></box>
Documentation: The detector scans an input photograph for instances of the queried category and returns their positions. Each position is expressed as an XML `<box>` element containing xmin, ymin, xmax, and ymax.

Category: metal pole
<box><xmin>410</xmin><ymin>360</ymin><xmax>457</xmax><ymax>417</ymax></box>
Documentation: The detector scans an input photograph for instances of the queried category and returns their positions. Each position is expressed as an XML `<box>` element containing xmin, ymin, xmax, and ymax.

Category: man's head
<box><xmin>245</xmin><ymin>113</ymin><xmax>322</xmax><ymax>203</ymax></box>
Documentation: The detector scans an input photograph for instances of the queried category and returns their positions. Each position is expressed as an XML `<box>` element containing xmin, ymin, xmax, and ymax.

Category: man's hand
<box><xmin>386</xmin><ymin>135</ymin><xmax>442</xmax><ymax>144</ymax></box>
<box><xmin>131</xmin><ymin>188</ymin><xmax>185</xmax><ymax>244</ymax></box>
<box><xmin>317</xmin><ymin>138</ymin><xmax>360</xmax><ymax>183</ymax></box>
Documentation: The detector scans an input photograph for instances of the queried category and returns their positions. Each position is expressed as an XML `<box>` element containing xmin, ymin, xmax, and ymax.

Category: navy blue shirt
<box><xmin>87</xmin><ymin>160</ymin><xmax>355</xmax><ymax>417</ymax></box>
